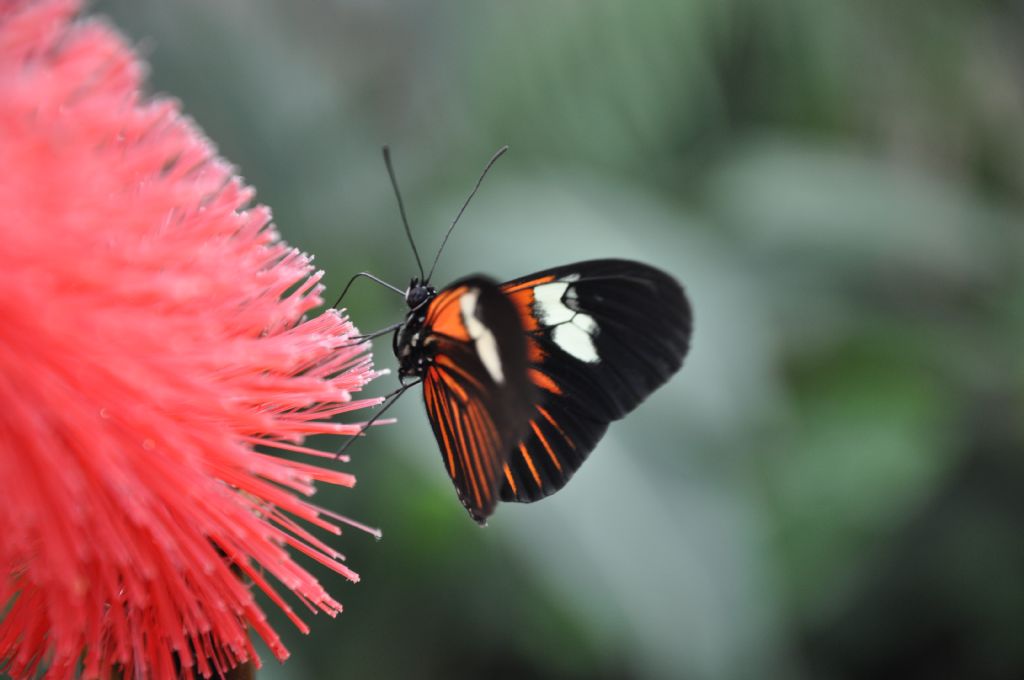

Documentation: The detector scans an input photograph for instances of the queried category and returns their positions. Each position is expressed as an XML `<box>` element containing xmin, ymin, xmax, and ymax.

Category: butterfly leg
<box><xmin>333</xmin><ymin>271</ymin><xmax>406</xmax><ymax>309</ymax></box>
<box><xmin>339</xmin><ymin>321</ymin><xmax>403</xmax><ymax>349</ymax></box>
<box><xmin>335</xmin><ymin>380</ymin><xmax>421</xmax><ymax>458</ymax></box>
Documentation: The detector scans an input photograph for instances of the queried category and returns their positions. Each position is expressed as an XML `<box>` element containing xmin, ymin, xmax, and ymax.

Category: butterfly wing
<box><xmin>498</xmin><ymin>259</ymin><xmax>692</xmax><ymax>502</ymax></box>
<box><xmin>420</xmin><ymin>276</ymin><xmax>537</xmax><ymax>523</ymax></box>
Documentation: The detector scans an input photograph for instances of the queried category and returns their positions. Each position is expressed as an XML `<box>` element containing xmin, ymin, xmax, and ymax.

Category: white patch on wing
<box><xmin>533</xmin><ymin>282</ymin><xmax>574</xmax><ymax>325</ymax></box>
<box><xmin>534</xmin><ymin>279</ymin><xmax>600</xmax><ymax>363</ymax></box>
<box><xmin>553</xmin><ymin>320</ymin><xmax>600</xmax><ymax>363</ymax></box>
<box><xmin>460</xmin><ymin>288</ymin><xmax>505</xmax><ymax>384</ymax></box>
<box><xmin>573</xmin><ymin>312</ymin><xmax>598</xmax><ymax>335</ymax></box>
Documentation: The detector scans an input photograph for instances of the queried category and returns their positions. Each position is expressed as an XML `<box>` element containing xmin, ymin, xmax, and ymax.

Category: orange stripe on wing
<box><xmin>427</xmin><ymin>286</ymin><xmax>470</xmax><ymax>341</ymax></box>
<box><xmin>435</xmin><ymin>365</ymin><xmax>469</xmax><ymax>402</ymax></box>
<box><xmin>426</xmin><ymin>377</ymin><xmax>457</xmax><ymax>479</ymax></box>
<box><xmin>448</xmin><ymin>396</ymin><xmax>483</xmax><ymax>509</ymax></box>
<box><xmin>426</xmin><ymin>287</ymin><xmax>464</xmax><ymax>320</ymax></box>
<box><xmin>465</xmin><ymin>401</ymin><xmax>494</xmax><ymax>479</ymax></box>
<box><xmin>503</xmin><ymin>275</ymin><xmax>556</xmax><ymax>332</ymax></box>
<box><xmin>530</xmin><ymin>419</ymin><xmax>563</xmax><ymax>473</ymax></box>
<box><xmin>503</xmin><ymin>275</ymin><xmax>557</xmax><ymax>295</ymax></box>
<box><xmin>467</xmin><ymin>399</ymin><xmax>499</xmax><ymax>459</ymax></box>
<box><xmin>536</xmin><ymin>404</ymin><xmax>575</xmax><ymax>449</ymax></box>
<box><xmin>529</xmin><ymin>368</ymin><xmax>562</xmax><ymax>394</ymax></box>
<box><xmin>503</xmin><ymin>464</ymin><xmax>518</xmax><ymax>495</ymax></box>
<box><xmin>518</xmin><ymin>442</ymin><xmax>542</xmax><ymax>488</ymax></box>
<box><xmin>435</xmin><ymin>354</ymin><xmax>485</xmax><ymax>394</ymax></box>
<box><xmin>462</xmin><ymin>409</ymin><xmax>488</xmax><ymax>509</ymax></box>
<box><xmin>526</xmin><ymin>337</ymin><xmax>546</xmax><ymax>363</ymax></box>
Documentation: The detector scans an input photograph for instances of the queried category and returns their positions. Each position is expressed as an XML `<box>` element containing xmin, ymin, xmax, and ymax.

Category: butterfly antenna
<box><xmin>425</xmin><ymin>145</ymin><xmax>509</xmax><ymax>283</ymax></box>
<box><xmin>383</xmin><ymin>146</ymin><xmax>426</xmax><ymax>281</ymax></box>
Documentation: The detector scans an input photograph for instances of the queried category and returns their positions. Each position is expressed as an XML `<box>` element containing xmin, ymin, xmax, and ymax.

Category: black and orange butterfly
<box><xmin>337</xmin><ymin>147</ymin><xmax>692</xmax><ymax>524</ymax></box>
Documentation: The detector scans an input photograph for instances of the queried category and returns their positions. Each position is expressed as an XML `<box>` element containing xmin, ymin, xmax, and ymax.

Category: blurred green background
<box><xmin>94</xmin><ymin>2</ymin><xmax>1024</xmax><ymax>679</ymax></box>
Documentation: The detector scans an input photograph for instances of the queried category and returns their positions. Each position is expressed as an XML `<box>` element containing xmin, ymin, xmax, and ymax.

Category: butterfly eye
<box><xmin>406</xmin><ymin>284</ymin><xmax>430</xmax><ymax>309</ymax></box>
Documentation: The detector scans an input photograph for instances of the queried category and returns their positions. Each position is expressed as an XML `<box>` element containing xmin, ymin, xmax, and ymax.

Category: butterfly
<box><xmin>336</xmin><ymin>147</ymin><xmax>692</xmax><ymax>525</ymax></box>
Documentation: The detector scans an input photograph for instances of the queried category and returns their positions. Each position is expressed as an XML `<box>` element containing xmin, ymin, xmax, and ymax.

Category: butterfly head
<box><xmin>405</xmin><ymin>278</ymin><xmax>436</xmax><ymax>310</ymax></box>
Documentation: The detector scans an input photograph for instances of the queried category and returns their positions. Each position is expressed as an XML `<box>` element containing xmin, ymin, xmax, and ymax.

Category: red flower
<box><xmin>0</xmin><ymin>1</ymin><xmax>381</xmax><ymax>678</ymax></box>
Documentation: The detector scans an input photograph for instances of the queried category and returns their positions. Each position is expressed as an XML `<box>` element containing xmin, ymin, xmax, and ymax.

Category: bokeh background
<box><xmin>92</xmin><ymin>2</ymin><xmax>1024</xmax><ymax>679</ymax></box>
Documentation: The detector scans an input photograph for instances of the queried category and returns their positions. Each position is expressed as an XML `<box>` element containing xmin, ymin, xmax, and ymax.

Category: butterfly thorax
<box><xmin>394</xmin><ymin>279</ymin><xmax>437</xmax><ymax>382</ymax></box>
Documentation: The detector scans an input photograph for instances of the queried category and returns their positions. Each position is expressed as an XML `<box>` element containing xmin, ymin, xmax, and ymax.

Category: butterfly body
<box><xmin>392</xmin><ymin>259</ymin><xmax>692</xmax><ymax>524</ymax></box>
<box><xmin>393</xmin><ymin>279</ymin><xmax>436</xmax><ymax>383</ymax></box>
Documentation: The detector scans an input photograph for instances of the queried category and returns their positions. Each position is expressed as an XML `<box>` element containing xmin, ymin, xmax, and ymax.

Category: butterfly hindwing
<box><xmin>420</xmin><ymin>276</ymin><xmax>537</xmax><ymax>523</ymax></box>
<box><xmin>498</xmin><ymin>259</ymin><xmax>692</xmax><ymax>503</ymax></box>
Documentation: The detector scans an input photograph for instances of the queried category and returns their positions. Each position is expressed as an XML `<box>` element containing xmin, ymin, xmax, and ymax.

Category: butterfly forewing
<box><xmin>420</xmin><ymin>277</ymin><xmax>536</xmax><ymax>523</ymax></box>
<box><xmin>498</xmin><ymin>259</ymin><xmax>692</xmax><ymax>502</ymax></box>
